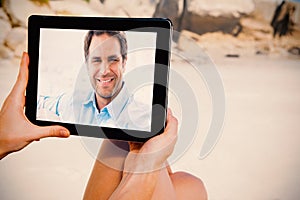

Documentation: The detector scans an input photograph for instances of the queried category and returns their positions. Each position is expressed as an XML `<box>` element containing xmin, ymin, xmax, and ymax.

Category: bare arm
<box><xmin>83</xmin><ymin>140</ymin><xmax>129</xmax><ymax>200</ymax></box>
<box><xmin>109</xmin><ymin>110</ymin><xmax>178</xmax><ymax>200</ymax></box>
<box><xmin>111</xmin><ymin>164</ymin><xmax>177</xmax><ymax>200</ymax></box>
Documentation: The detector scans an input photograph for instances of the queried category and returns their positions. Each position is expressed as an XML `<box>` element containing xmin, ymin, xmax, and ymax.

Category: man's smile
<box><xmin>96</xmin><ymin>77</ymin><xmax>115</xmax><ymax>86</ymax></box>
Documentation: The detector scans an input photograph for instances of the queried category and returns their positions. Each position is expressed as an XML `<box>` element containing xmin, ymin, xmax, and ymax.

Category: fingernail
<box><xmin>60</xmin><ymin>129</ymin><xmax>69</xmax><ymax>137</ymax></box>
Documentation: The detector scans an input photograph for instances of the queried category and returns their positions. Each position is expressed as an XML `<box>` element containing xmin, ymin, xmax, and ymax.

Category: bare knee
<box><xmin>170</xmin><ymin>171</ymin><xmax>207</xmax><ymax>200</ymax></box>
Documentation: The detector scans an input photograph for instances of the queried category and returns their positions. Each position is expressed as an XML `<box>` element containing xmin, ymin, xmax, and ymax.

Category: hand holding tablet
<box><xmin>0</xmin><ymin>52</ymin><xmax>70</xmax><ymax>160</ymax></box>
<box><xmin>25</xmin><ymin>15</ymin><xmax>172</xmax><ymax>142</ymax></box>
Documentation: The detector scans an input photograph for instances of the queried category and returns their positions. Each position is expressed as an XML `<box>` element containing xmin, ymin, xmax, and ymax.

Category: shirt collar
<box><xmin>82</xmin><ymin>82</ymin><xmax>131</xmax><ymax>121</ymax></box>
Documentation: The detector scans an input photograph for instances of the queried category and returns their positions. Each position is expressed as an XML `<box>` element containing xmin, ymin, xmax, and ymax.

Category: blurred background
<box><xmin>0</xmin><ymin>0</ymin><xmax>300</xmax><ymax>199</ymax></box>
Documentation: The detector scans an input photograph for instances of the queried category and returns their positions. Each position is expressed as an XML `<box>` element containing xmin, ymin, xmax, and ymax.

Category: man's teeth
<box><xmin>101</xmin><ymin>79</ymin><xmax>112</xmax><ymax>83</ymax></box>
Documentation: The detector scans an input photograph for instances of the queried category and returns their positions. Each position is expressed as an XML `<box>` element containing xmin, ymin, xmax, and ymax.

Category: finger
<box><xmin>146</xmin><ymin>109</ymin><xmax>178</xmax><ymax>148</ymax></box>
<box><xmin>166</xmin><ymin>108</ymin><xmax>175</xmax><ymax>125</ymax></box>
<box><xmin>166</xmin><ymin>110</ymin><xmax>178</xmax><ymax>130</ymax></box>
<box><xmin>31</xmin><ymin>125</ymin><xmax>70</xmax><ymax>140</ymax></box>
<box><xmin>165</xmin><ymin>108</ymin><xmax>178</xmax><ymax>135</ymax></box>
<box><xmin>167</xmin><ymin>108</ymin><xmax>172</xmax><ymax>117</ymax></box>
<box><xmin>158</xmin><ymin>109</ymin><xmax>178</xmax><ymax>144</ymax></box>
<box><xmin>10</xmin><ymin>52</ymin><xmax>29</xmax><ymax>100</ymax></box>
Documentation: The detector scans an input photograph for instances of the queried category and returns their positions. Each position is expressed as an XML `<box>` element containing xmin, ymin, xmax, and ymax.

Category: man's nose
<box><xmin>99</xmin><ymin>62</ymin><xmax>111</xmax><ymax>75</ymax></box>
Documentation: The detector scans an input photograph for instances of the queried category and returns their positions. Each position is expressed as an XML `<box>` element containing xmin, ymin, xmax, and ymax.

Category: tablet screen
<box><xmin>26</xmin><ymin>15</ymin><xmax>172</xmax><ymax>142</ymax></box>
<box><xmin>37</xmin><ymin>28</ymin><xmax>156</xmax><ymax>132</ymax></box>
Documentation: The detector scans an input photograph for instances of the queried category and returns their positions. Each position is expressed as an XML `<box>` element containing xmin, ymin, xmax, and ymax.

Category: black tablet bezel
<box><xmin>25</xmin><ymin>15</ymin><xmax>172</xmax><ymax>142</ymax></box>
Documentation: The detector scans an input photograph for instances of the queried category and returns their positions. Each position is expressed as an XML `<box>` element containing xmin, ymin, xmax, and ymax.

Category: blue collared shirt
<box><xmin>38</xmin><ymin>83</ymin><xmax>151</xmax><ymax>132</ymax></box>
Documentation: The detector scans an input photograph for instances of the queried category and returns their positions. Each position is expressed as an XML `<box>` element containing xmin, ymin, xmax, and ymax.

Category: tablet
<box><xmin>25</xmin><ymin>15</ymin><xmax>172</xmax><ymax>142</ymax></box>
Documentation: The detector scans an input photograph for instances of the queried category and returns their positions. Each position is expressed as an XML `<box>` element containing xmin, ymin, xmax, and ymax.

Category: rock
<box><xmin>225</xmin><ymin>54</ymin><xmax>240</xmax><ymax>58</ymax></box>
<box><xmin>0</xmin><ymin>45</ymin><xmax>14</xmax><ymax>59</ymax></box>
<box><xmin>87</xmin><ymin>0</ymin><xmax>105</xmax><ymax>14</ymax></box>
<box><xmin>183</xmin><ymin>14</ymin><xmax>242</xmax><ymax>35</ymax></box>
<box><xmin>0</xmin><ymin>19</ymin><xmax>12</xmax><ymax>44</ymax></box>
<box><xmin>188</xmin><ymin>0</ymin><xmax>254</xmax><ymax>18</ymax></box>
<box><xmin>176</xmin><ymin>30</ymin><xmax>210</xmax><ymax>64</ymax></box>
<box><xmin>153</xmin><ymin>0</ymin><xmax>180</xmax><ymax>28</ymax></box>
<box><xmin>252</xmin><ymin>0</ymin><xmax>277</xmax><ymax>22</ymax></box>
<box><xmin>14</xmin><ymin>41</ymin><xmax>27</xmax><ymax>58</ymax></box>
<box><xmin>240</xmin><ymin>17</ymin><xmax>273</xmax><ymax>41</ymax></box>
<box><xmin>0</xmin><ymin>8</ymin><xmax>9</xmax><ymax>21</ymax></box>
<box><xmin>153</xmin><ymin>0</ymin><xmax>255</xmax><ymax>36</ymax></box>
<box><xmin>5</xmin><ymin>27</ymin><xmax>27</xmax><ymax>51</ymax></box>
<box><xmin>49</xmin><ymin>0</ymin><xmax>103</xmax><ymax>16</ymax></box>
<box><xmin>288</xmin><ymin>46</ymin><xmax>300</xmax><ymax>56</ymax></box>
<box><xmin>3</xmin><ymin>0</ymin><xmax>54</xmax><ymax>27</ymax></box>
<box><xmin>253</xmin><ymin>0</ymin><xmax>300</xmax><ymax>24</ymax></box>
<box><xmin>252</xmin><ymin>30</ymin><xmax>272</xmax><ymax>41</ymax></box>
<box><xmin>240</xmin><ymin>17</ymin><xmax>272</xmax><ymax>33</ymax></box>
<box><xmin>103</xmin><ymin>0</ymin><xmax>155</xmax><ymax>17</ymax></box>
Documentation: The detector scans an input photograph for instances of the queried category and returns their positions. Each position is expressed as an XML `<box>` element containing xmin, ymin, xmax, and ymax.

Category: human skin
<box><xmin>84</xmin><ymin>110</ymin><xmax>208</xmax><ymax>200</ymax></box>
<box><xmin>83</xmin><ymin>140</ymin><xmax>129</xmax><ymax>200</ymax></box>
<box><xmin>111</xmin><ymin>110</ymin><xmax>207</xmax><ymax>200</ymax></box>
<box><xmin>109</xmin><ymin>109</ymin><xmax>178</xmax><ymax>199</ymax></box>
<box><xmin>87</xmin><ymin>33</ymin><xmax>127</xmax><ymax>110</ymax></box>
<box><xmin>0</xmin><ymin>52</ymin><xmax>70</xmax><ymax>160</ymax></box>
<box><xmin>84</xmin><ymin>110</ymin><xmax>178</xmax><ymax>200</ymax></box>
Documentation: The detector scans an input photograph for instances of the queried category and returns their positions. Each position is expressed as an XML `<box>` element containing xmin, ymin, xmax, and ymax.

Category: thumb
<box><xmin>31</xmin><ymin>125</ymin><xmax>70</xmax><ymax>140</ymax></box>
<box><xmin>10</xmin><ymin>52</ymin><xmax>29</xmax><ymax>100</ymax></box>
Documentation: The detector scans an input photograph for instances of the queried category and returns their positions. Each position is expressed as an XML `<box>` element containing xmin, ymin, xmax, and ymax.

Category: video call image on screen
<box><xmin>37</xmin><ymin>28</ymin><xmax>157</xmax><ymax>132</ymax></box>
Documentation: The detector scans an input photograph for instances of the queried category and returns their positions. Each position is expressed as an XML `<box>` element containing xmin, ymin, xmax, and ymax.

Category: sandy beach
<box><xmin>1</xmin><ymin>0</ymin><xmax>300</xmax><ymax>199</ymax></box>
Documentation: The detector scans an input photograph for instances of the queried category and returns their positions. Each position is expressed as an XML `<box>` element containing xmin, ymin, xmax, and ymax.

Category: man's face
<box><xmin>87</xmin><ymin>34</ymin><xmax>126</xmax><ymax>101</ymax></box>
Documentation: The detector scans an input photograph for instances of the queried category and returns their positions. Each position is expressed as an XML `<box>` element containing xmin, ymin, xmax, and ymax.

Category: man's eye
<box><xmin>92</xmin><ymin>59</ymin><xmax>102</xmax><ymax>63</ymax></box>
<box><xmin>110</xmin><ymin>58</ymin><xmax>119</xmax><ymax>63</ymax></box>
